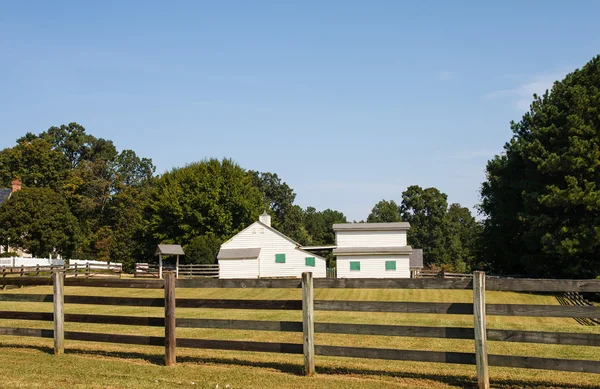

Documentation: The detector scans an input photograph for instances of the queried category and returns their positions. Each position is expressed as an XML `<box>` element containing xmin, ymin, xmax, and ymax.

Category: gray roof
<box><xmin>409</xmin><ymin>248</ymin><xmax>423</xmax><ymax>269</ymax></box>
<box><xmin>0</xmin><ymin>189</ymin><xmax>11</xmax><ymax>206</ymax></box>
<box><xmin>333</xmin><ymin>246</ymin><xmax>413</xmax><ymax>255</ymax></box>
<box><xmin>155</xmin><ymin>244</ymin><xmax>185</xmax><ymax>256</ymax></box>
<box><xmin>333</xmin><ymin>222</ymin><xmax>410</xmax><ymax>231</ymax></box>
<box><xmin>217</xmin><ymin>248</ymin><xmax>261</xmax><ymax>260</ymax></box>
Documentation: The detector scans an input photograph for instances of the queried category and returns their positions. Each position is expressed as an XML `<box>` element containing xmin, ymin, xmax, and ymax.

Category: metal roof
<box><xmin>409</xmin><ymin>248</ymin><xmax>423</xmax><ymax>269</ymax></box>
<box><xmin>333</xmin><ymin>246</ymin><xmax>413</xmax><ymax>255</ymax></box>
<box><xmin>155</xmin><ymin>244</ymin><xmax>185</xmax><ymax>256</ymax></box>
<box><xmin>217</xmin><ymin>248</ymin><xmax>261</xmax><ymax>260</ymax></box>
<box><xmin>0</xmin><ymin>189</ymin><xmax>11</xmax><ymax>206</ymax></box>
<box><xmin>333</xmin><ymin>222</ymin><xmax>410</xmax><ymax>231</ymax></box>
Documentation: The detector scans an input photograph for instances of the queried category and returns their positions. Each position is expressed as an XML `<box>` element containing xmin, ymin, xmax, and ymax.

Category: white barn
<box><xmin>217</xmin><ymin>212</ymin><xmax>327</xmax><ymax>279</ymax></box>
<box><xmin>333</xmin><ymin>222</ymin><xmax>414</xmax><ymax>278</ymax></box>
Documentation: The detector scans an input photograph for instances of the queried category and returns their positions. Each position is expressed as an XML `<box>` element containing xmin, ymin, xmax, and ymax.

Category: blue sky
<box><xmin>1</xmin><ymin>1</ymin><xmax>599</xmax><ymax>221</ymax></box>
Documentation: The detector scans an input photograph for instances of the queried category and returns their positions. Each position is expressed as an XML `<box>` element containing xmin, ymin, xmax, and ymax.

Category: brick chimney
<box><xmin>11</xmin><ymin>179</ymin><xmax>22</xmax><ymax>193</ymax></box>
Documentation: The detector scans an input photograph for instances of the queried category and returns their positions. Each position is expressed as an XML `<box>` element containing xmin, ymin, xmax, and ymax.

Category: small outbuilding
<box><xmin>333</xmin><ymin>222</ymin><xmax>414</xmax><ymax>278</ymax></box>
<box><xmin>155</xmin><ymin>244</ymin><xmax>185</xmax><ymax>279</ymax></box>
<box><xmin>217</xmin><ymin>212</ymin><xmax>327</xmax><ymax>279</ymax></box>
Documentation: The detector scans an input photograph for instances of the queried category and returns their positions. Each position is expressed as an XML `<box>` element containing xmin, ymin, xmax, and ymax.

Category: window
<box><xmin>385</xmin><ymin>261</ymin><xmax>396</xmax><ymax>271</ymax></box>
<box><xmin>305</xmin><ymin>257</ymin><xmax>315</xmax><ymax>267</ymax></box>
<box><xmin>350</xmin><ymin>261</ymin><xmax>360</xmax><ymax>271</ymax></box>
<box><xmin>275</xmin><ymin>254</ymin><xmax>286</xmax><ymax>263</ymax></box>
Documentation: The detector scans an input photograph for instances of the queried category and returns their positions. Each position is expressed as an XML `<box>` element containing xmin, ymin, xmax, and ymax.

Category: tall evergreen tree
<box><xmin>481</xmin><ymin>56</ymin><xmax>600</xmax><ymax>278</ymax></box>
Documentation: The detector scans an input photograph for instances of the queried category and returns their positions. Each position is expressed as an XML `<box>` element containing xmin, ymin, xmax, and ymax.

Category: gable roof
<box><xmin>333</xmin><ymin>222</ymin><xmax>410</xmax><ymax>231</ymax></box>
<box><xmin>217</xmin><ymin>248</ymin><xmax>261</xmax><ymax>260</ymax></box>
<box><xmin>222</xmin><ymin>221</ymin><xmax>327</xmax><ymax>261</ymax></box>
<box><xmin>409</xmin><ymin>248</ymin><xmax>423</xmax><ymax>269</ymax></box>
<box><xmin>0</xmin><ymin>189</ymin><xmax>11</xmax><ymax>206</ymax></box>
<box><xmin>155</xmin><ymin>244</ymin><xmax>185</xmax><ymax>256</ymax></box>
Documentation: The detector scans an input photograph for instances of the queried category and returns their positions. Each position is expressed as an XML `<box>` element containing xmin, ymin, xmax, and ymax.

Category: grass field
<box><xmin>0</xmin><ymin>284</ymin><xmax>599</xmax><ymax>388</ymax></box>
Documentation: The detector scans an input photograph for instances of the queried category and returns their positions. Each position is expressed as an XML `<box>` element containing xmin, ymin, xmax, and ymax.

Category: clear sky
<box><xmin>1</xmin><ymin>1</ymin><xmax>599</xmax><ymax>221</ymax></box>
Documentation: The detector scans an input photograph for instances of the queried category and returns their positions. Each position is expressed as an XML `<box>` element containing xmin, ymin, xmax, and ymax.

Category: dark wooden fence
<box><xmin>0</xmin><ymin>273</ymin><xmax>599</xmax><ymax>389</ymax></box>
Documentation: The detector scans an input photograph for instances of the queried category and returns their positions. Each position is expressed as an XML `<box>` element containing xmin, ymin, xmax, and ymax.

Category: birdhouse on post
<box><xmin>155</xmin><ymin>244</ymin><xmax>185</xmax><ymax>279</ymax></box>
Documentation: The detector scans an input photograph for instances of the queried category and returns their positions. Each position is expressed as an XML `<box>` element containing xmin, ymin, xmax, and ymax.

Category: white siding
<box><xmin>219</xmin><ymin>222</ymin><xmax>326</xmax><ymax>279</ymax></box>
<box><xmin>336</xmin><ymin>255</ymin><xmax>410</xmax><ymax>278</ymax></box>
<box><xmin>219</xmin><ymin>259</ymin><xmax>259</xmax><ymax>279</ymax></box>
<box><xmin>336</xmin><ymin>230</ymin><xmax>407</xmax><ymax>247</ymax></box>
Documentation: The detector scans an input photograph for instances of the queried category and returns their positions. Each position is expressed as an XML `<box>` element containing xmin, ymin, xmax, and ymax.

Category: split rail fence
<box><xmin>0</xmin><ymin>273</ymin><xmax>599</xmax><ymax>389</ymax></box>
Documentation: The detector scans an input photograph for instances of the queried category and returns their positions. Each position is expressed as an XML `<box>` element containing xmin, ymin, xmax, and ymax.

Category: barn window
<box><xmin>305</xmin><ymin>257</ymin><xmax>315</xmax><ymax>267</ymax></box>
<box><xmin>350</xmin><ymin>261</ymin><xmax>360</xmax><ymax>271</ymax></box>
<box><xmin>385</xmin><ymin>261</ymin><xmax>396</xmax><ymax>271</ymax></box>
<box><xmin>275</xmin><ymin>254</ymin><xmax>286</xmax><ymax>263</ymax></box>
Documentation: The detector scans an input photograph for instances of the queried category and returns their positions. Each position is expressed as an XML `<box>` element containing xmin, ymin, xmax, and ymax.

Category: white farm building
<box><xmin>333</xmin><ymin>222</ymin><xmax>418</xmax><ymax>278</ymax></box>
<box><xmin>217</xmin><ymin>212</ymin><xmax>327</xmax><ymax>279</ymax></box>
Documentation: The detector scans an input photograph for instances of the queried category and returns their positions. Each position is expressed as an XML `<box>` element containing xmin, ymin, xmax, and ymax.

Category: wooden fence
<box><xmin>177</xmin><ymin>264</ymin><xmax>219</xmax><ymax>278</ymax></box>
<box><xmin>1</xmin><ymin>263</ymin><xmax>122</xmax><ymax>281</ymax></box>
<box><xmin>0</xmin><ymin>273</ymin><xmax>599</xmax><ymax>389</ymax></box>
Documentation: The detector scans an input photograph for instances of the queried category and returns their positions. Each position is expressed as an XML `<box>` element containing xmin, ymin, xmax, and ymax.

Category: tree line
<box><xmin>2</xmin><ymin>55</ymin><xmax>600</xmax><ymax>278</ymax></box>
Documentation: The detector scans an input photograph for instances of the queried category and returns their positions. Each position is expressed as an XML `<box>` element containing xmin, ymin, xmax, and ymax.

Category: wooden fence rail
<box><xmin>1</xmin><ymin>274</ymin><xmax>600</xmax><ymax>388</ymax></box>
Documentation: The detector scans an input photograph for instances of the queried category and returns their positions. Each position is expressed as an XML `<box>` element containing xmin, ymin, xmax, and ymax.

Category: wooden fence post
<box><xmin>164</xmin><ymin>272</ymin><xmax>176</xmax><ymax>366</ymax></box>
<box><xmin>86</xmin><ymin>263</ymin><xmax>90</xmax><ymax>278</ymax></box>
<box><xmin>53</xmin><ymin>270</ymin><xmax>65</xmax><ymax>355</ymax></box>
<box><xmin>302</xmin><ymin>272</ymin><xmax>315</xmax><ymax>376</ymax></box>
<box><xmin>473</xmin><ymin>271</ymin><xmax>489</xmax><ymax>389</ymax></box>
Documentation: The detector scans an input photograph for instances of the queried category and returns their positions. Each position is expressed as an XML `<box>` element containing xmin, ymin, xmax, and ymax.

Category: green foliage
<box><xmin>0</xmin><ymin>188</ymin><xmax>79</xmax><ymax>257</ymax></box>
<box><xmin>185</xmin><ymin>234</ymin><xmax>222</xmax><ymax>265</ymax></box>
<box><xmin>367</xmin><ymin>200</ymin><xmax>402</xmax><ymax>222</ymax></box>
<box><xmin>400</xmin><ymin>185</ymin><xmax>449</xmax><ymax>267</ymax></box>
<box><xmin>444</xmin><ymin>203</ymin><xmax>482</xmax><ymax>272</ymax></box>
<box><xmin>0</xmin><ymin>252</ymin><xmax>18</xmax><ymax>258</ymax></box>
<box><xmin>304</xmin><ymin>207</ymin><xmax>347</xmax><ymax>246</ymax></box>
<box><xmin>480</xmin><ymin>56</ymin><xmax>600</xmax><ymax>278</ymax></box>
<box><xmin>147</xmin><ymin>158</ymin><xmax>263</xmax><ymax>247</ymax></box>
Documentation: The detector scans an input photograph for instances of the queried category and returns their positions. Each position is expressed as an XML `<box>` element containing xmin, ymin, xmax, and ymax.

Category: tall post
<box><xmin>302</xmin><ymin>272</ymin><xmax>315</xmax><ymax>375</ymax></box>
<box><xmin>176</xmin><ymin>255</ymin><xmax>179</xmax><ymax>279</ymax></box>
<box><xmin>164</xmin><ymin>272</ymin><xmax>176</xmax><ymax>366</ymax></box>
<box><xmin>473</xmin><ymin>271</ymin><xmax>489</xmax><ymax>389</ymax></box>
<box><xmin>53</xmin><ymin>270</ymin><xmax>65</xmax><ymax>355</ymax></box>
<box><xmin>159</xmin><ymin>254</ymin><xmax>163</xmax><ymax>280</ymax></box>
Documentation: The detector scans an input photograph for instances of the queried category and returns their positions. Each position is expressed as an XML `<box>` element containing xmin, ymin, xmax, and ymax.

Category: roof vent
<box><xmin>259</xmin><ymin>211</ymin><xmax>271</xmax><ymax>227</ymax></box>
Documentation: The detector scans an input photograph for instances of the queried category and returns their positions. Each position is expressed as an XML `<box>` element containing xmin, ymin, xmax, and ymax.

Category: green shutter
<box><xmin>385</xmin><ymin>261</ymin><xmax>396</xmax><ymax>271</ymax></box>
<box><xmin>275</xmin><ymin>254</ymin><xmax>286</xmax><ymax>263</ymax></box>
<box><xmin>305</xmin><ymin>257</ymin><xmax>315</xmax><ymax>267</ymax></box>
<box><xmin>350</xmin><ymin>261</ymin><xmax>360</xmax><ymax>271</ymax></box>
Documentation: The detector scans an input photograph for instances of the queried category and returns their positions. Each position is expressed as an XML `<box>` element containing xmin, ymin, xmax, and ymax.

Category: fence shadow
<box><xmin>0</xmin><ymin>342</ymin><xmax>594</xmax><ymax>389</ymax></box>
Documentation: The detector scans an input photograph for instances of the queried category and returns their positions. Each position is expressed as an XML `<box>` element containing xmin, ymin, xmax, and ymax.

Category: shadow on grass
<box><xmin>0</xmin><ymin>342</ymin><xmax>595</xmax><ymax>389</ymax></box>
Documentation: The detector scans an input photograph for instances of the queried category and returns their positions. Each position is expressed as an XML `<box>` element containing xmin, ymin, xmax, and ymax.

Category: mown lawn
<box><xmin>0</xmin><ymin>284</ymin><xmax>598</xmax><ymax>388</ymax></box>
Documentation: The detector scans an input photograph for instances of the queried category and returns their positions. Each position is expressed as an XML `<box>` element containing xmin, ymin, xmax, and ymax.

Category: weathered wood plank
<box><xmin>316</xmin><ymin>323</ymin><xmax>475</xmax><ymax>338</ymax></box>
<box><xmin>0</xmin><ymin>311</ymin><xmax>54</xmax><ymax>321</ymax></box>
<box><xmin>176</xmin><ymin>278</ymin><xmax>302</xmax><ymax>289</ymax></box>
<box><xmin>314</xmin><ymin>300</ymin><xmax>473</xmax><ymax>314</ymax></box>
<box><xmin>0</xmin><ymin>294</ymin><xmax>53</xmax><ymax>302</ymax></box>
<box><xmin>315</xmin><ymin>345</ymin><xmax>476</xmax><ymax>365</ymax></box>
<box><xmin>302</xmin><ymin>272</ymin><xmax>315</xmax><ymax>376</ymax></box>
<box><xmin>487</xmin><ymin>304</ymin><xmax>600</xmax><ymax>318</ymax></box>
<box><xmin>487</xmin><ymin>329</ymin><xmax>600</xmax><ymax>346</ymax></box>
<box><xmin>66</xmin><ymin>314</ymin><xmax>164</xmax><ymax>326</ymax></box>
<box><xmin>0</xmin><ymin>278</ymin><xmax>53</xmax><ymax>286</ymax></box>
<box><xmin>64</xmin><ymin>296</ymin><xmax>164</xmax><ymax>307</ymax></box>
<box><xmin>176</xmin><ymin>299</ymin><xmax>302</xmax><ymax>310</ymax></box>
<box><xmin>65</xmin><ymin>278</ymin><xmax>164</xmax><ymax>289</ymax></box>
<box><xmin>0</xmin><ymin>326</ymin><xmax>54</xmax><ymax>338</ymax></box>
<box><xmin>164</xmin><ymin>272</ymin><xmax>176</xmax><ymax>366</ymax></box>
<box><xmin>177</xmin><ymin>338</ymin><xmax>303</xmax><ymax>354</ymax></box>
<box><xmin>487</xmin><ymin>278</ymin><xmax>600</xmax><ymax>292</ymax></box>
<box><xmin>489</xmin><ymin>354</ymin><xmax>600</xmax><ymax>373</ymax></box>
<box><xmin>176</xmin><ymin>318</ymin><xmax>303</xmax><ymax>331</ymax></box>
<box><xmin>473</xmin><ymin>271</ymin><xmax>489</xmax><ymax>389</ymax></box>
<box><xmin>315</xmin><ymin>278</ymin><xmax>474</xmax><ymax>290</ymax></box>
<box><xmin>53</xmin><ymin>271</ymin><xmax>64</xmax><ymax>355</ymax></box>
<box><xmin>64</xmin><ymin>331</ymin><xmax>164</xmax><ymax>346</ymax></box>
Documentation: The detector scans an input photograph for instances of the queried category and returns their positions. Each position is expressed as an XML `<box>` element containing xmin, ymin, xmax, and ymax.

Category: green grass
<box><xmin>0</xmin><ymin>285</ymin><xmax>598</xmax><ymax>388</ymax></box>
